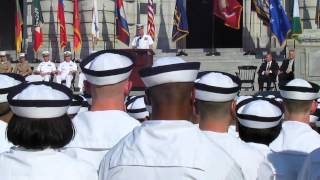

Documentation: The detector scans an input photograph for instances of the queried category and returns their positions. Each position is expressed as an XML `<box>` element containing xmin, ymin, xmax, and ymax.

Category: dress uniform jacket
<box><xmin>131</xmin><ymin>34</ymin><xmax>154</xmax><ymax>49</ymax></box>
<box><xmin>57</xmin><ymin>61</ymin><xmax>77</xmax><ymax>78</ymax></box>
<box><xmin>0</xmin><ymin>61</ymin><xmax>12</xmax><ymax>73</ymax></box>
<box><xmin>62</xmin><ymin>110</ymin><xmax>140</xmax><ymax>170</ymax></box>
<box><xmin>36</xmin><ymin>61</ymin><xmax>56</xmax><ymax>81</ymax></box>
<box><xmin>14</xmin><ymin>62</ymin><xmax>32</xmax><ymax>77</ymax></box>
<box><xmin>0</xmin><ymin>121</ymin><xmax>11</xmax><ymax>153</ymax></box>
<box><xmin>98</xmin><ymin>120</ymin><xmax>244</xmax><ymax>180</ymax></box>
<box><xmin>203</xmin><ymin>131</ymin><xmax>265</xmax><ymax>180</ymax></box>
<box><xmin>247</xmin><ymin>142</ymin><xmax>271</xmax><ymax>157</ymax></box>
<box><xmin>0</xmin><ymin>147</ymin><xmax>98</xmax><ymax>180</ymax></box>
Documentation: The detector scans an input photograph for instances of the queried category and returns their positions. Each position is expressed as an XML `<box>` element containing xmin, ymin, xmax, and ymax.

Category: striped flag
<box><xmin>33</xmin><ymin>0</ymin><xmax>44</xmax><ymax>52</ymax></box>
<box><xmin>251</xmin><ymin>0</ymin><xmax>269</xmax><ymax>25</ymax></box>
<box><xmin>73</xmin><ymin>0</ymin><xmax>82</xmax><ymax>52</ymax></box>
<box><xmin>147</xmin><ymin>0</ymin><xmax>155</xmax><ymax>40</ymax></box>
<box><xmin>172</xmin><ymin>0</ymin><xmax>189</xmax><ymax>42</ymax></box>
<box><xmin>291</xmin><ymin>0</ymin><xmax>302</xmax><ymax>36</ymax></box>
<box><xmin>91</xmin><ymin>0</ymin><xmax>99</xmax><ymax>44</ymax></box>
<box><xmin>115</xmin><ymin>0</ymin><xmax>130</xmax><ymax>46</ymax></box>
<box><xmin>58</xmin><ymin>0</ymin><xmax>67</xmax><ymax>49</ymax></box>
<box><xmin>15</xmin><ymin>0</ymin><xmax>23</xmax><ymax>53</ymax></box>
<box><xmin>316</xmin><ymin>0</ymin><xmax>320</xmax><ymax>28</ymax></box>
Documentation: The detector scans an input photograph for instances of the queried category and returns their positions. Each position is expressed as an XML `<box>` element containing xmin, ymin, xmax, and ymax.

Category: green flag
<box><xmin>291</xmin><ymin>0</ymin><xmax>302</xmax><ymax>37</ymax></box>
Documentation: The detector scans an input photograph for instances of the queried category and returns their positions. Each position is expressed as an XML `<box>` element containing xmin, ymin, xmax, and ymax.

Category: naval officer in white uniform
<box><xmin>131</xmin><ymin>24</ymin><xmax>154</xmax><ymax>49</ymax></box>
<box><xmin>262</xmin><ymin>79</ymin><xmax>320</xmax><ymax>180</ymax></box>
<box><xmin>0</xmin><ymin>73</ymin><xmax>24</xmax><ymax>153</ymax></box>
<box><xmin>0</xmin><ymin>81</ymin><xmax>97</xmax><ymax>180</ymax></box>
<box><xmin>35</xmin><ymin>51</ymin><xmax>56</xmax><ymax>82</ymax></box>
<box><xmin>56</xmin><ymin>51</ymin><xmax>77</xmax><ymax>88</ymax></box>
<box><xmin>195</xmin><ymin>71</ymin><xmax>265</xmax><ymax>180</ymax></box>
<box><xmin>62</xmin><ymin>50</ymin><xmax>140</xmax><ymax>170</ymax></box>
<box><xmin>99</xmin><ymin>57</ymin><xmax>244</xmax><ymax>180</ymax></box>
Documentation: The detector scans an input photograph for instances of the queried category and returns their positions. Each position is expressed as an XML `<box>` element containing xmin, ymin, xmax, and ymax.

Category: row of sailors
<box><xmin>0</xmin><ymin>50</ymin><xmax>80</xmax><ymax>89</ymax></box>
<box><xmin>0</xmin><ymin>50</ymin><xmax>320</xmax><ymax>179</ymax></box>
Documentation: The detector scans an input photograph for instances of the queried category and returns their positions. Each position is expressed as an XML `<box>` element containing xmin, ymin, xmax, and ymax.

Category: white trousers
<box><xmin>56</xmin><ymin>74</ymin><xmax>73</xmax><ymax>88</ymax></box>
<box><xmin>77</xmin><ymin>73</ymin><xmax>86</xmax><ymax>92</ymax></box>
<box><xmin>42</xmin><ymin>75</ymin><xmax>51</xmax><ymax>82</ymax></box>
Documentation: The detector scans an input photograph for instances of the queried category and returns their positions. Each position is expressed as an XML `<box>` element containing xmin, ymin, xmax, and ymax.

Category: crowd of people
<box><xmin>0</xmin><ymin>49</ymin><xmax>320</xmax><ymax>180</ymax></box>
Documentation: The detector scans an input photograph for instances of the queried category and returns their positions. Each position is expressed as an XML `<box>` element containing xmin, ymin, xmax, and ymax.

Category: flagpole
<box><xmin>114</xmin><ymin>0</ymin><xmax>116</xmax><ymax>49</ymax></box>
<box><xmin>206</xmin><ymin>0</ymin><xmax>219</xmax><ymax>56</ymax></box>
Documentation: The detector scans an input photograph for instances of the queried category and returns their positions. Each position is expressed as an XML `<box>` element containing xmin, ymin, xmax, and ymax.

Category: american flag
<box><xmin>147</xmin><ymin>0</ymin><xmax>155</xmax><ymax>40</ymax></box>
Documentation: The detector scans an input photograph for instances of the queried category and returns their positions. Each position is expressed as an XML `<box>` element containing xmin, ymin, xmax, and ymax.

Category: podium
<box><xmin>117</xmin><ymin>49</ymin><xmax>154</xmax><ymax>90</ymax></box>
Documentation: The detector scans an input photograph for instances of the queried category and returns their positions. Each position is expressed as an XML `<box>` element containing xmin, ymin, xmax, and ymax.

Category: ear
<box><xmin>230</xmin><ymin>100</ymin><xmax>237</xmax><ymax>118</ymax></box>
<box><xmin>124</xmin><ymin>80</ymin><xmax>133</xmax><ymax>96</ymax></box>
<box><xmin>310</xmin><ymin>100</ymin><xmax>318</xmax><ymax>114</ymax></box>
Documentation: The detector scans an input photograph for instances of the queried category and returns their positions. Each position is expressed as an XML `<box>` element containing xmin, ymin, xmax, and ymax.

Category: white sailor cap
<box><xmin>82</xmin><ymin>93</ymin><xmax>92</xmax><ymax>105</ymax></box>
<box><xmin>0</xmin><ymin>51</ymin><xmax>6</xmax><ymax>56</ymax></box>
<box><xmin>266</xmin><ymin>95</ymin><xmax>276</xmax><ymax>99</ymax></box>
<box><xmin>280</xmin><ymin>79</ymin><xmax>319</xmax><ymax>100</ymax></box>
<box><xmin>140</xmin><ymin>57</ymin><xmax>200</xmax><ymax>88</ymax></box>
<box><xmin>78</xmin><ymin>95</ymin><xmax>90</xmax><ymax>113</ymax></box>
<box><xmin>7</xmin><ymin>82</ymin><xmax>73</xmax><ymax>119</ymax></box>
<box><xmin>67</xmin><ymin>95</ymin><xmax>83</xmax><ymax>115</ymax></box>
<box><xmin>136</xmin><ymin>24</ymin><xmax>144</xmax><ymax>29</ymax></box>
<box><xmin>42</xmin><ymin>50</ymin><xmax>50</xmax><ymax>56</ymax></box>
<box><xmin>126</xmin><ymin>96</ymin><xmax>149</xmax><ymax>120</ymax></box>
<box><xmin>80</xmin><ymin>50</ymin><xmax>134</xmax><ymax>86</ymax></box>
<box><xmin>236</xmin><ymin>96</ymin><xmax>253</xmax><ymax>105</ymax></box>
<box><xmin>19</xmin><ymin>53</ymin><xmax>25</xmax><ymax>58</ymax></box>
<box><xmin>0</xmin><ymin>73</ymin><xmax>25</xmax><ymax>103</ymax></box>
<box><xmin>25</xmin><ymin>75</ymin><xmax>44</xmax><ymax>82</ymax></box>
<box><xmin>64</xmin><ymin>51</ymin><xmax>72</xmax><ymax>56</ymax></box>
<box><xmin>236</xmin><ymin>97</ymin><xmax>284</xmax><ymax>129</ymax></box>
<box><xmin>195</xmin><ymin>71</ymin><xmax>241</xmax><ymax>102</ymax></box>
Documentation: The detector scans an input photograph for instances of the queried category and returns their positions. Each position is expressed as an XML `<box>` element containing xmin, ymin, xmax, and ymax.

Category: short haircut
<box><xmin>0</xmin><ymin>102</ymin><xmax>10</xmax><ymax>115</ymax></box>
<box><xmin>149</xmin><ymin>82</ymin><xmax>194</xmax><ymax>105</ymax></box>
<box><xmin>237</xmin><ymin>121</ymin><xmax>281</xmax><ymax>145</ymax></box>
<box><xmin>196</xmin><ymin>100</ymin><xmax>232</xmax><ymax>120</ymax></box>
<box><xmin>283</xmin><ymin>99</ymin><xmax>313</xmax><ymax>114</ymax></box>
<box><xmin>7</xmin><ymin>114</ymin><xmax>74</xmax><ymax>150</ymax></box>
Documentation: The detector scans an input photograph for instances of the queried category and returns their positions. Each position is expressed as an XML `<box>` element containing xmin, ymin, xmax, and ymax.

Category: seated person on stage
<box><xmin>13</xmin><ymin>53</ymin><xmax>32</xmax><ymax>77</ymax></box>
<box><xmin>131</xmin><ymin>24</ymin><xmax>154</xmax><ymax>49</ymax></box>
<box><xmin>278</xmin><ymin>50</ymin><xmax>295</xmax><ymax>86</ymax></box>
<box><xmin>56</xmin><ymin>51</ymin><xmax>77</xmax><ymax>88</ymax></box>
<box><xmin>35</xmin><ymin>51</ymin><xmax>56</xmax><ymax>82</ymax></box>
<box><xmin>258</xmin><ymin>53</ymin><xmax>279</xmax><ymax>91</ymax></box>
<box><xmin>0</xmin><ymin>51</ymin><xmax>13</xmax><ymax>73</ymax></box>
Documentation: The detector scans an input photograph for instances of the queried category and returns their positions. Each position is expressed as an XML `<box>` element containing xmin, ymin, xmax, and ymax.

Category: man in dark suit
<box><xmin>258</xmin><ymin>53</ymin><xmax>279</xmax><ymax>91</ymax></box>
<box><xmin>278</xmin><ymin>50</ymin><xmax>295</xmax><ymax>86</ymax></box>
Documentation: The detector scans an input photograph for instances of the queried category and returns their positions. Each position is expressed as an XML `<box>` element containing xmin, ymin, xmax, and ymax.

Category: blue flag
<box><xmin>269</xmin><ymin>0</ymin><xmax>291</xmax><ymax>47</ymax></box>
<box><xmin>172</xmin><ymin>0</ymin><xmax>189</xmax><ymax>42</ymax></box>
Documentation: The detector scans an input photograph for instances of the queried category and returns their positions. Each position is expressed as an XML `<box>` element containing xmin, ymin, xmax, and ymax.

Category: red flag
<box><xmin>73</xmin><ymin>0</ymin><xmax>82</xmax><ymax>52</ymax></box>
<box><xmin>33</xmin><ymin>0</ymin><xmax>43</xmax><ymax>52</ymax></box>
<box><xmin>147</xmin><ymin>0</ymin><xmax>155</xmax><ymax>40</ymax></box>
<box><xmin>15</xmin><ymin>0</ymin><xmax>23</xmax><ymax>53</ymax></box>
<box><xmin>213</xmin><ymin>0</ymin><xmax>243</xmax><ymax>30</ymax></box>
<box><xmin>58</xmin><ymin>0</ymin><xmax>67</xmax><ymax>48</ymax></box>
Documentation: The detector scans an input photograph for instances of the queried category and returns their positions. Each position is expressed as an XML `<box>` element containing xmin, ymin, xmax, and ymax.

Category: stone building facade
<box><xmin>5</xmin><ymin>0</ymin><xmax>320</xmax><ymax>60</ymax></box>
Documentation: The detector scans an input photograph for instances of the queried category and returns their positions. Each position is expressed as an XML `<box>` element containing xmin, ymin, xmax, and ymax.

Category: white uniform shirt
<box><xmin>99</xmin><ymin>120</ymin><xmax>244</xmax><ymax>180</ymax></box>
<box><xmin>36</xmin><ymin>61</ymin><xmax>56</xmax><ymax>74</ymax></box>
<box><xmin>269</xmin><ymin>121</ymin><xmax>320</xmax><ymax>153</ymax></box>
<box><xmin>203</xmin><ymin>131</ymin><xmax>265</xmax><ymax>180</ymax></box>
<box><xmin>62</xmin><ymin>110</ymin><xmax>140</xmax><ymax>170</ymax></box>
<box><xmin>261</xmin><ymin>121</ymin><xmax>320</xmax><ymax>180</ymax></box>
<box><xmin>298</xmin><ymin>148</ymin><xmax>320</xmax><ymax>180</ymax></box>
<box><xmin>247</xmin><ymin>142</ymin><xmax>271</xmax><ymax>157</ymax></box>
<box><xmin>0</xmin><ymin>147</ymin><xmax>97</xmax><ymax>180</ymax></box>
<box><xmin>58</xmin><ymin>61</ymin><xmax>77</xmax><ymax>78</ymax></box>
<box><xmin>0</xmin><ymin>120</ymin><xmax>11</xmax><ymax>153</ymax></box>
<box><xmin>131</xmin><ymin>34</ymin><xmax>154</xmax><ymax>49</ymax></box>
